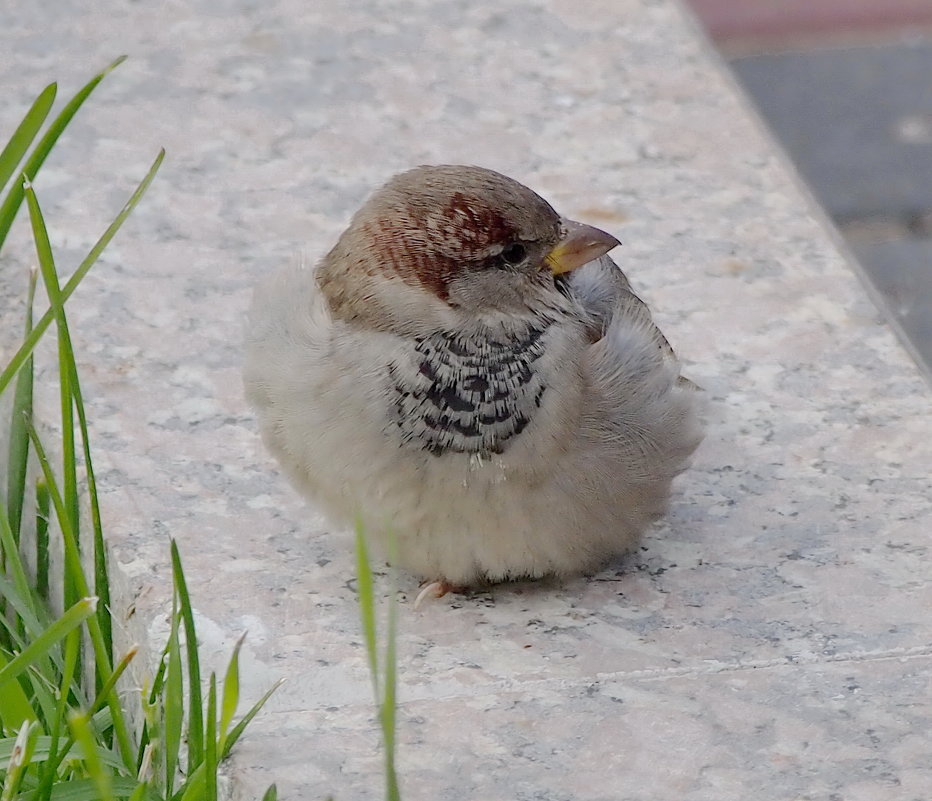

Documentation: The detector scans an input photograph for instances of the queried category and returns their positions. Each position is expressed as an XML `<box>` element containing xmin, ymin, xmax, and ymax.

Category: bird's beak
<box><xmin>545</xmin><ymin>219</ymin><xmax>620</xmax><ymax>275</ymax></box>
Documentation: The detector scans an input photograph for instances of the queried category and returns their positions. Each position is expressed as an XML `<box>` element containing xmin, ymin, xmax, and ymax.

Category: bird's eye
<box><xmin>500</xmin><ymin>242</ymin><xmax>527</xmax><ymax>265</ymax></box>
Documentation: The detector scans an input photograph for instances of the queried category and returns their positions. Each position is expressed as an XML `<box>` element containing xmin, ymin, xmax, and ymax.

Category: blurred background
<box><xmin>684</xmin><ymin>0</ymin><xmax>932</xmax><ymax>377</ymax></box>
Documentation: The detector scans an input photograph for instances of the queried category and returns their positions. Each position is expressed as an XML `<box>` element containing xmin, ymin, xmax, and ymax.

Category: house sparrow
<box><xmin>244</xmin><ymin>165</ymin><xmax>702</xmax><ymax>600</ymax></box>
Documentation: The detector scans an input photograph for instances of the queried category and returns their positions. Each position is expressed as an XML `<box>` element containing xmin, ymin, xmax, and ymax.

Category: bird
<box><xmin>244</xmin><ymin>165</ymin><xmax>703</xmax><ymax>603</ymax></box>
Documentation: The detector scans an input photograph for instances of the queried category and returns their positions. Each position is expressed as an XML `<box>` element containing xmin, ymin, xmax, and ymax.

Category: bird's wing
<box><xmin>567</xmin><ymin>254</ymin><xmax>677</xmax><ymax>363</ymax></box>
<box><xmin>569</xmin><ymin>254</ymin><xmax>704</xmax><ymax>482</ymax></box>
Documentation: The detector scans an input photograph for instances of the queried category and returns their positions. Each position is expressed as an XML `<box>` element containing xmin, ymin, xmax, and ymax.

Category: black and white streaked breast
<box><xmin>387</xmin><ymin>321</ymin><xmax>552</xmax><ymax>457</ymax></box>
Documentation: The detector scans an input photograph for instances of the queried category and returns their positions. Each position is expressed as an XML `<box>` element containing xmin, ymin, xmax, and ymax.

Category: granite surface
<box><xmin>728</xmin><ymin>39</ymin><xmax>932</xmax><ymax>372</ymax></box>
<box><xmin>1</xmin><ymin>0</ymin><xmax>931</xmax><ymax>799</ymax></box>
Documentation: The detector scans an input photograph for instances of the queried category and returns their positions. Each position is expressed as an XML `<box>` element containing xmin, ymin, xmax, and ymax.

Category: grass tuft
<box><xmin>1</xmin><ymin>59</ymin><xmax>278</xmax><ymax>800</ymax></box>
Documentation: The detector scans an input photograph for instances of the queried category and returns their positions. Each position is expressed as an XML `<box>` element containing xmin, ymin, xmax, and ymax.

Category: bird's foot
<box><xmin>413</xmin><ymin>579</ymin><xmax>462</xmax><ymax>609</ymax></box>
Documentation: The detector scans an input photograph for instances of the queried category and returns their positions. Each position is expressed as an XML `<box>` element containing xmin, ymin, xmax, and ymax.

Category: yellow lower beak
<box><xmin>545</xmin><ymin>219</ymin><xmax>621</xmax><ymax>275</ymax></box>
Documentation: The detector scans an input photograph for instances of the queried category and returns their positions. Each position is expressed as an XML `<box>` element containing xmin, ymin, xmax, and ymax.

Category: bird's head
<box><xmin>317</xmin><ymin>165</ymin><xmax>619</xmax><ymax>334</ymax></box>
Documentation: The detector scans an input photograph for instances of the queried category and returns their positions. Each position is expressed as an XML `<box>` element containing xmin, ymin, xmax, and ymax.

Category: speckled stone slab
<box><xmin>1</xmin><ymin>1</ymin><xmax>930</xmax><ymax>799</ymax></box>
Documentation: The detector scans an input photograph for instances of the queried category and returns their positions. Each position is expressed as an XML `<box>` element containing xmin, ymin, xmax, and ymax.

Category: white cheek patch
<box><xmin>364</xmin><ymin>275</ymin><xmax>461</xmax><ymax>334</ymax></box>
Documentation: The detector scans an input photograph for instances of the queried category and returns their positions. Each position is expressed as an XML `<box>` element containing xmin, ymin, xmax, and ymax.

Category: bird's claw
<box><xmin>413</xmin><ymin>580</ymin><xmax>455</xmax><ymax>609</ymax></box>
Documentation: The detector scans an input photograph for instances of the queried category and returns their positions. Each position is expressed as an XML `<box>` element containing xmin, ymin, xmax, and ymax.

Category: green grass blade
<box><xmin>34</xmin><ymin>628</ymin><xmax>81</xmax><ymax>801</ymax></box>
<box><xmin>78</xmin><ymin>377</ymin><xmax>112</xmax><ymax>678</ymax></box>
<box><xmin>354</xmin><ymin>518</ymin><xmax>380</xmax><ymax>700</ymax></box>
<box><xmin>52</xmin><ymin>308</ymin><xmax>113</xmax><ymax>675</ymax></box>
<box><xmin>177</xmin><ymin>762</ymin><xmax>206</xmax><ymax>801</ymax></box>
<box><xmin>163</xmin><ymin>594</ymin><xmax>184</xmax><ymax>798</ymax></box>
<box><xmin>0</xmin><ymin>650</ymin><xmax>35</xmax><ymax>732</ymax></box>
<box><xmin>0</xmin><ymin>576</ymin><xmax>46</xmax><ymax>649</ymax></box>
<box><xmin>24</xmin><ymin>180</ymin><xmax>81</xmax><ymax>612</ymax></box>
<box><xmin>4</xmin><ymin>267</ymin><xmax>37</xmax><ymax>543</ymax></box>
<box><xmin>147</xmin><ymin>640</ymin><xmax>170</xmax><ymax>703</ymax></box>
<box><xmin>205</xmin><ymin>674</ymin><xmax>218</xmax><ymax>801</ymax></box>
<box><xmin>170</xmin><ymin>540</ymin><xmax>202</xmax><ymax>771</ymax></box>
<box><xmin>381</xmin><ymin>533</ymin><xmax>400</xmax><ymax>801</ymax></box>
<box><xmin>0</xmin><ymin>504</ymin><xmax>45</xmax><ymax>633</ymax></box>
<box><xmin>0</xmin><ymin>559</ymin><xmax>60</xmax><ymax>730</ymax></box>
<box><xmin>0</xmin><ymin>148</ymin><xmax>164</xmax><ymax>398</ymax></box>
<box><xmin>135</xmin><ymin>640</ymin><xmax>170</xmax><ymax>776</ymax></box>
<box><xmin>89</xmin><ymin>646</ymin><xmax>137</xmax><ymax>718</ymax></box>
<box><xmin>13</xmin><ymin>663</ymin><xmax>59</xmax><ymax>738</ymax></box>
<box><xmin>381</xmin><ymin>627</ymin><xmax>399</xmax><ymax>801</ymax></box>
<box><xmin>128</xmin><ymin>781</ymin><xmax>150</xmax><ymax>801</ymax></box>
<box><xmin>35</xmin><ymin>478</ymin><xmax>51</xmax><ymax>602</ymax></box>
<box><xmin>90</xmin><ymin>705</ymin><xmax>113</xmax><ymax>731</ymax></box>
<box><xmin>0</xmin><ymin>597</ymin><xmax>96</xmax><ymax>692</ymax></box>
<box><xmin>0</xmin><ymin>82</ymin><xmax>55</xmax><ymax>198</ymax></box>
<box><xmin>354</xmin><ymin>526</ymin><xmax>402</xmax><ymax>801</ymax></box>
<box><xmin>219</xmin><ymin>678</ymin><xmax>284</xmax><ymax>761</ymax></box>
<box><xmin>261</xmin><ymin>785</ymin><xmax>278</xmax><ymax>801</ymax></box>
<box><xmin>24</xmin><ymin>417</ymin><xmax>87</xmax><ymax>646</ymax></box>
<box><xmin>67</xmin><ymin>711</ymin><xmax>116</xmax><ymax>801</ymax></box>
<box><xmin>218</xmin><ymin>633</ymin><xmax>244</xmax><ymax>754</ymax></box>
<box><xmin>0</xmin><ymin>56</ymin><xmax>126</xmax><ymax>251</ymax></box>
<box><xmin>46</xmin><ymin>628</ymin><xmax>82</xmax><ymax>767</ymax></box>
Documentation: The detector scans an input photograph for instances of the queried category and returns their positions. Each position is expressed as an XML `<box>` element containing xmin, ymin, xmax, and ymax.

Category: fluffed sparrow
<box><xmin>244</xmin><ymin>165</ymin><xmax>702</xmax><ymax>596</ymax></box>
